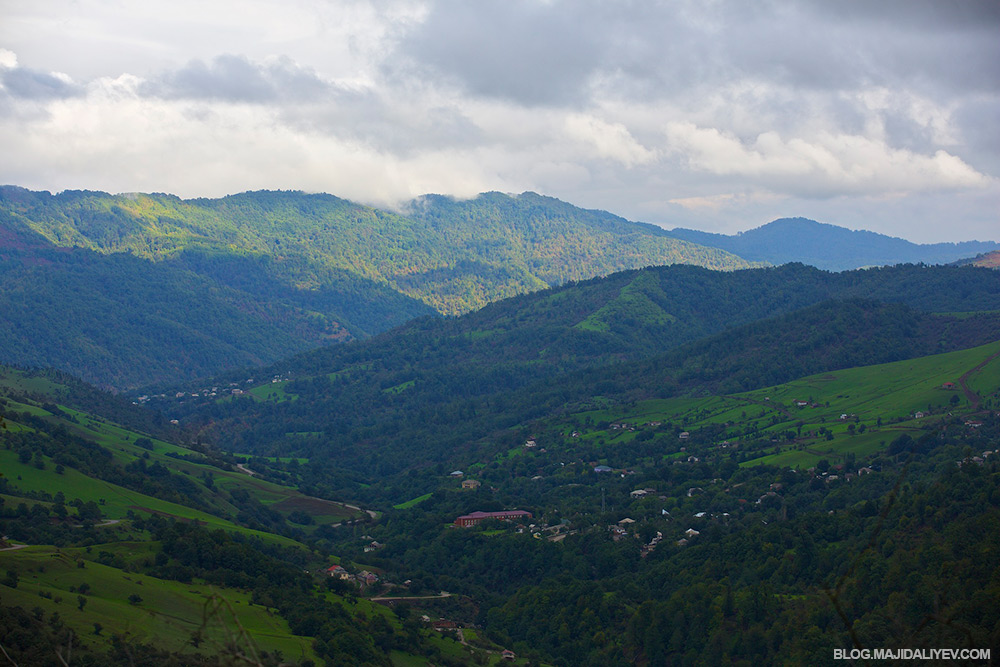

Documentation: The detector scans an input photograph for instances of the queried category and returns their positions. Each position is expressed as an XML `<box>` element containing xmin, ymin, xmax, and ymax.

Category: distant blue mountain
<box><xmin>665</xmin><ymin>217</ymin><xmax>1000</xmax><ymax>271</ymax></box>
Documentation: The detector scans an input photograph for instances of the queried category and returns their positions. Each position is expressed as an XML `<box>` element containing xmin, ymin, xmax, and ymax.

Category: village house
<box><xmin>461</xmin><ymin>479</ymin><xmax>481</xmax><ymax>489</ymax></box>
<box><xmin>325</xmin><ymin>565</ymin><xmax>350</xmax><ymax>579</ymax></box>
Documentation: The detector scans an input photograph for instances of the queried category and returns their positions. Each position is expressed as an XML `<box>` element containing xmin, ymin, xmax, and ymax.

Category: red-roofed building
<box><xmin>454</xmin><ymin>510</ymin><xmax>533</xmax><ymax>527</ymax></box>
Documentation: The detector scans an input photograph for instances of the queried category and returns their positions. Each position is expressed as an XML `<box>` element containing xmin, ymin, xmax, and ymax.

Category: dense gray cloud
<box><xmin>1</xmin><ymin>65</ymin><xmax>83</xmax><ymax>100</ymax></box>
<box><xmin>141</xmin><ymin>54</ymin><xmax>330</xmax><ymax>102</ymax></box>
<box><xmin>0</xmin><ymin>0</ymin><xmax>996</xmax><ymax>242</ymax></box>
<box><xmin>393</xmin><ymin>1</ymin><xmax>1000</xmax><ymax>104</ymax></box>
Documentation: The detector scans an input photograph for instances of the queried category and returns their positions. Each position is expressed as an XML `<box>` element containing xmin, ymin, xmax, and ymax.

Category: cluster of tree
<box><xmin>325</xmin><ymin>414</ymin><xmax>998</xmax><ymax>665</ymax></box>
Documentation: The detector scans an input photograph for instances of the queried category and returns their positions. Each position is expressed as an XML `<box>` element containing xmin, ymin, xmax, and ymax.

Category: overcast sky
<box><xmin>1</xmin><ymin>0</ymin><xmax>997</xmax><ymax>242</ymax></box>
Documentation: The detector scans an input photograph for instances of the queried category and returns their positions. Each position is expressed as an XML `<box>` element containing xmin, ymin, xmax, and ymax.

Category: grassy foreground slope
<box><xmin>1</xmin><ymin>366</ymin><xmax>530</xmax><ymax>665</ymax></box>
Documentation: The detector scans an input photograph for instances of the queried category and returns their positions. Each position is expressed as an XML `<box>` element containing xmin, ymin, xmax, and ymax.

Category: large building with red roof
<box><xmin>454</xmin><ymin>510</ymin><xmax>532</xmax><ymax>527</ymax></box>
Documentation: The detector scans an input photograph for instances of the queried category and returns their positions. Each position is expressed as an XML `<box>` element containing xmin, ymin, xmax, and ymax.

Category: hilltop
<box><xmin>953</xmin><ymin>249</ymin><xmax>1000</xmax><ymax>269</ymax></box>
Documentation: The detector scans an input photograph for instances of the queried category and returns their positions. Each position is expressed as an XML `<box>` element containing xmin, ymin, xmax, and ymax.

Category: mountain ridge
<box><xmin>666</xmin><ymin>216</ymin><xmax>1000</xmax><ymax>270</ymax></box>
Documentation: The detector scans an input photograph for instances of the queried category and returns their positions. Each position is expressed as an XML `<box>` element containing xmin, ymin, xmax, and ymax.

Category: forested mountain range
<box><xmin>666</xmin><ymin>217</ymin><xmax>1000</xmax><ymax>270</ymax></box>
<box><xmin>0</xmin><ymin>228</ymin><xmax>432</xmax><ymax>389</ymax></box>
<box><xmin>0</xmin><ymin>186</ymin><xmax>750</xmax><ymax>317</ymax></box>
<box><xmin>0</xmin><ymin>186</ymin><xmax>754</xmax><ymax>388</ymax></box>
<box><xmin>156</xmin><ymin>262</ymin><xmax>1000</xmax><ymax>500</ymax></box>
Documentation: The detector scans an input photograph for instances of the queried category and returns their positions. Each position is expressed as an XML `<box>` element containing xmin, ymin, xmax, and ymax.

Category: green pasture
<box><xmin>0</xmin><ymin>448</ymin><xmax>301</xmax><ymax>546</ymax></box>
<box><xmin>0</xmin><ymin>545</ymin><xmax>316</xmax><ymax>662</ymax></box>
<box><xmin>246</xmin><ymin>381</ymin><xmax>297</xmax><ymax>403</ymax></box>
<box><xmin>552</xmin><ymin>340</ymin><xmax>1000</xmax><ymax>472</ymax></box>
<box><xmin>2</xmin><ymin>397</ymin><xmax>53</xmax><ymax>417</ymax></box>
<box><xmin>2</xmin><ymin>393</ymin><xmax>359</xmax><ymax>529</ymax></box>
<box><xmin>742</xmin><ymin>341</ymin><xmax>1000</xmax><ymax>422</ymax></box>
<box><xmin>394</xmin><ymin>493</ymin><xmax>433</xmax><ymax>510</ymax></box>
<box><xmin>0</xmin><ymin>371</ymin><xmax>68</xmax><ymax>398</ymax></box>
<box><xmin>383</xmin><ymin>380</ymin><xmax>416</xmax><ymax>394</ymax></box>
<box><xmin>964</xmin><ymin>349</ymin><xmax>1000</xmax><ymax>400</ymax></box>
<box><xmin>234</xmin><ymin>453</ymin><xmax>311</xmax><ymax>465</ymax></box>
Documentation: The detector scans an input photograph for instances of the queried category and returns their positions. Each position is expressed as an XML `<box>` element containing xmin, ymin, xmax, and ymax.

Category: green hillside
<box><xmin>0</xmin><ymin>186</ymin><xmax>758</xmax><ymax>389</ymax></box>
<box><xmin>155</xmin><ymin>263</ymin><xmax>1000</xmax><ymax>503</ymax></box>
<box><xmin>0</xmin><ymin>366</ymin><xmax>527</xmax><ymax>665</ymax></box>
<box><xmin>0</xmin><ymin>186</ymin><xmax>753</xmax><ymax>315</ymax></box>
<box><xmin>254</xmin><ymin>316</ymin><xmax>999</xmax><ymax>665</ymax></box>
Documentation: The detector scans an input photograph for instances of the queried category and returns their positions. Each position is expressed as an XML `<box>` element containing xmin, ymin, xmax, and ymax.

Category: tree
<box><xmin>128</xmin><ymin>593</ymin><xmax>143</xmax><ymax>605</ymax></box>
<box><xmin>77</xmin><ymin>595</ymin><xmax>87</xmax><ymax>611</ymax></box>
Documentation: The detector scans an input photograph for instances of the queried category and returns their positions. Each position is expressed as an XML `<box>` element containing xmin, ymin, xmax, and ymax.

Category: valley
<box><xmin>1</xmin><ymin>191</ymin><xmax>998</xmax><ymax>665</ymax></box>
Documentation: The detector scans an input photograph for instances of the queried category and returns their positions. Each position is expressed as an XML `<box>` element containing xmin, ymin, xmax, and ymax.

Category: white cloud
<box><xmin>665</xmin><ymin>122</ymin><xmax>991</xmax><ymax>197</ymax></box>
<box><xmin>669</xmin><ymin>191</ymin><xmax>788</xmax><ymax>212</ymax></box>
<box><xmin>564</xmin><ymin>114</ymin><xmax>656</xmax><ymax>167</ymax></box>
<box><xmin>0</xmin><ymin>0</ymin><xmax>997</xmax><ymax>242</ymax></box>
<box><xmin>0</xmin><ymin>49</ymin><xmax>17</xmax><ymax>69</ymax></box>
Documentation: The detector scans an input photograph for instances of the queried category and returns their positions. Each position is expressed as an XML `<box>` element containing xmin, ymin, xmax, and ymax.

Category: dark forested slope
<box><xmin>161</xmin><ymin>263</ymin><xmax>1000</xmax><ymax>498</ymax></box>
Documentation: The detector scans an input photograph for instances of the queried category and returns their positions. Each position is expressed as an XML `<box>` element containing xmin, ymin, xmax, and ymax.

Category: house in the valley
<box><xmin>325</xmin><ymin>565</ymin><xmax>350</xmax><ymax>579</ymax></box>
<box><xmin>454</xmin><ymin>510</ymin><xmax>533</xmax><ymax>527</ymax></box>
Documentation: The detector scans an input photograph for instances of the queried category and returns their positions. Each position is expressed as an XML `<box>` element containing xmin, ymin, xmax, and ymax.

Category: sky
<box><xmin>1</xmin><ymin>0</ymin><xmax>997</xmax><ymax>243</ymax></box>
